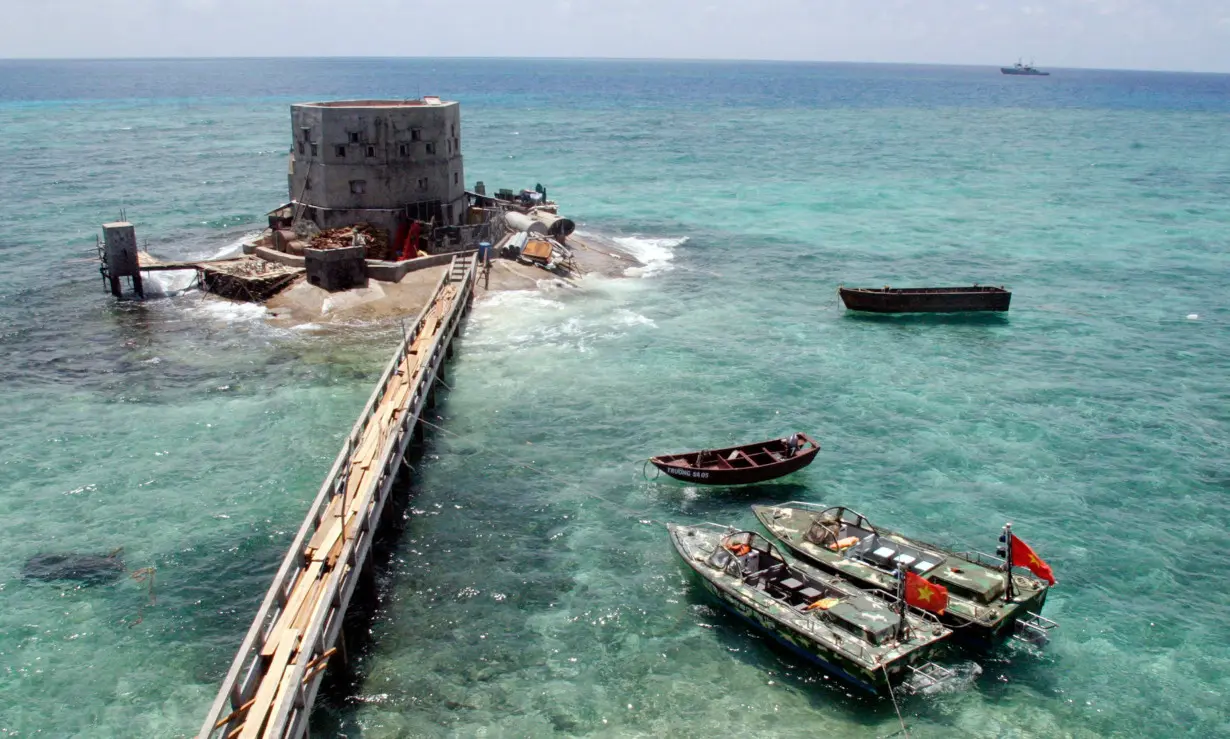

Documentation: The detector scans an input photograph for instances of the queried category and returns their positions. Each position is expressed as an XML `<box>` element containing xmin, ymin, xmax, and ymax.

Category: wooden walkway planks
<box><xmin>199</xmin><ymin>253</ymin><xmax>477</xmax><ymax>739</ymax></box>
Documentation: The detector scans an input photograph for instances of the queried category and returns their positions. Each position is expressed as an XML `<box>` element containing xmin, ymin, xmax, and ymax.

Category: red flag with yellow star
<box><xmin>1011</xmin><ymin>535</ymin><xmax>1056</xmax><ymax>585</ymax></box>
<box><xmin>904</xmin><ymin>571</ymin><xmax>948</xmax><ymax>615</ymax></box>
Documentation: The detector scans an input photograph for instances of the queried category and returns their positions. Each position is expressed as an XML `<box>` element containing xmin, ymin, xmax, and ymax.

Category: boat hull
<box><xmin>752</xmin><ymin>505</ymin><xmax>1049</xmax><ymax>649</ymax></box>
<box><xmin>670</xmin><ymin>533</ymin><xmax>917</xmax><ymax>695</ymax></box>
<box><xmin>839</xmin><ymin>286</ymin><xmax>1011</xmax><ymax>313</ymax></box>
<box><xmin>1001</xmin><ymin>68</ymin><xmax>1049</xmax><ymax>76</ymax></box>
<box><xmin>650</xmin><ymin>434</ymin><xmax>819</xmax><ymax>486</ymax></box>
<box><xmin>691</xmin><ymin>570</ymin><xmax>887</xmax><ymax>694</ymax></box>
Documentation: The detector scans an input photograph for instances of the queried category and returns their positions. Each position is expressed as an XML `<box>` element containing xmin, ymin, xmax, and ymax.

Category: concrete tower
<box><xmin>287</xmin><ymin>98</ymin><xmax>465</xmax><ymax>242</ymax></box>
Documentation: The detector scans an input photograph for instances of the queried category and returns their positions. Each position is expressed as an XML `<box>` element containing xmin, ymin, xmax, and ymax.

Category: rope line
<box><xmin>883</xmin><ymin>664</ymin><xmax>910</xmax><ymax>739</ymax></box>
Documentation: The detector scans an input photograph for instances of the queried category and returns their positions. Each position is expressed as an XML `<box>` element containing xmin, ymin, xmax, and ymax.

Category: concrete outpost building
<box><xmin>287</xmin><ymin>98</ymin><xmax>465</xmax><ymax>245</ymax></box>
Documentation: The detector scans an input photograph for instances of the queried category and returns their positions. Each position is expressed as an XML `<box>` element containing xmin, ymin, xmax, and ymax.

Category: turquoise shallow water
<box><xmin>0</xmin><ymin>59</ymin><xmax>1228</xmax><ymax>737</ymax></box>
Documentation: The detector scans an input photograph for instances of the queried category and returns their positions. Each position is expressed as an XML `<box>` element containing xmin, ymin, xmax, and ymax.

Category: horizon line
<box><xmin>0</xmin><ymin>54</ymin><xmax>1226</xmax><ymax>76</ymax></box>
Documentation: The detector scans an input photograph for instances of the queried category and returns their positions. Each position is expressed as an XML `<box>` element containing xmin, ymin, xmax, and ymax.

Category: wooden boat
<box><xmin>668</xmin><ymin>523</ymin><xmax>953</xmax><ymax>696</ymax></box>
<box><xmin>839</xmin><ymin>285</ymin><xmax>1011</xmax><ymax>313</ymax></box>
<box><xmin>649</xmin><ymin>433</ymin><xmax>819</xmax><ymax>485</ymax></box>
<box><xmin>752</xmin><ymin>503</ymin><xmax>1056</xmax><ymax>649</ymax></box>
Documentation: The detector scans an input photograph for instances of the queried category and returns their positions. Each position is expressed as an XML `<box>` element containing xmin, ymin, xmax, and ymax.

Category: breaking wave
<box><xmin>611</xmin><ymin>235</ymin><xmax>685</xmax><ymax>277</ymax></box>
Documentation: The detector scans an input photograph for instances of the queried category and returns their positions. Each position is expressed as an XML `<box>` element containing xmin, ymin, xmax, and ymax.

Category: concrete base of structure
<box><xmin>305</xmin><ymin>246</ymin><xmax>367</xmax><ymax>292</ymax></box>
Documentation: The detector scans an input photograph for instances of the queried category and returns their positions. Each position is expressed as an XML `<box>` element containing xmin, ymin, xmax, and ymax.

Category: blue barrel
<box><xmin>478</xmin><ymin>241</ymin><xmax>491</xmax><ymax>261</ymax></box>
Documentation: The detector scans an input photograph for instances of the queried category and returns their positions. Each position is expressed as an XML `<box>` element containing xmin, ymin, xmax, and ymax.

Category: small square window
<box><xmin>398</xmin><ymin>143</ymin><xmax>410</xmax><ymax>157</ymax></box>
<box><xmin>451</xmin><ymin>123</ymin><xmax>456</xmax><ymax>137</ymax></box>
<box><xmin>366</xmin><ymin>146</ymin><xmax>375</xmax><ymax>158</ymax></box>
<box><xmin>425</xmin><ymin>142</ymin><xmax>436</xmax><ymax>155</ymax></box>
<box><xmin>348</xmin><ymin>132</ymin><xmax>360</xmax><ymax>144</ymax></box>
<box><xmin>310</xmin><ymin>143</ymin><xmax>318</xmax><ymax>156</ymax></box>
<box><xmin>453</xmin><ymin>172</ymin><xmax>459</xmax><ymax>184</ymax></box>
<box><xmin>350</xmin><ymin>180</ymin><xmax>366</xmax><ymax>194</ymax></box>
<box><xmin>298</xmin><ymin>141</ymin><xmax>304</xmax><ymax>155</ymax></box>
<box><xmin>301</xmin><ymin>127</ymin><xmax>310</xmax><ymax>140</ymax></box>
<box><xmin>410</xmin><ymin>129</ymin><xmax>422</xmax><ymax>142</ymax></box>
<box><xmin>417</xmin><ymin>177</ymin><xmax>428</xmax><ymax>191</ymax></box>
<box><xmin>335</xmin><ymin>145</ymin><xmax>346</xmax><ymax>157</ymax></box>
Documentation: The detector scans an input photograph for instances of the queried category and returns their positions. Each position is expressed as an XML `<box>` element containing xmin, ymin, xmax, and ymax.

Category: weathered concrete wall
<box><xmin>255</xmin><ymin>245</ymin><xmax>453</xmax><ymax>283</ymax></box>
<box><xmin>305</xmin><ymin>246</ymin><xmax>367</xmax><ymax>292</ymax></box>
<box><xmin>365</xmin><ymin>252</ymin><xmax>455</xmax><ymax>282</ymax></box>
<box><xmin>102</xmin><ymin>222</ymin><xmax>139</xmax><ymax>277</ymax></box>
<box><xmin>288</xmin><ymin>100</ymin><xmax>466</xmax><ymax>226</ymax></box>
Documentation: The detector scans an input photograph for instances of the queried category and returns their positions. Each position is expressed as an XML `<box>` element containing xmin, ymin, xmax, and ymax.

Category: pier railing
<box><xmin>198</xmin><ymin>252</ymin><xmax>477</xmax><ymax>739</ymax></box>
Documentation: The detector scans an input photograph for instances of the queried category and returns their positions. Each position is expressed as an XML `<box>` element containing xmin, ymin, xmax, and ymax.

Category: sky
<box><xmin>2</xmin><ymin>0</ymin><xmax>1229</xmax><ymax>73</ymax></box>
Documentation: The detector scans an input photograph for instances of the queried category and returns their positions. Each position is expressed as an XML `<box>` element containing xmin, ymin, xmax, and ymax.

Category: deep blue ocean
<box><xmin>1</xmin><ymin>58</ymin><xmax>1228</xmax><ymax>738</ymax></box>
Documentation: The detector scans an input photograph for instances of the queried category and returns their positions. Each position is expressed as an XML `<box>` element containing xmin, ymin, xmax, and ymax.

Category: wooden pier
<box><xmin>198</xmin><ymin>252</ymin><xmax>479</xmax><ymax>739</ymax></box>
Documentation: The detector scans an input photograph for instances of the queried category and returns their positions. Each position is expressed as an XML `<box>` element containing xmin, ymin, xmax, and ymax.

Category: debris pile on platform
<box><xmin>310</xmin><ymin>224</ymin><xmax>393</xmax><ymax>260</ymax></box>
<box><xmin>200</xmin><ymin>257</ymin><xmax>302</xmax><ymax>302</ymax></box>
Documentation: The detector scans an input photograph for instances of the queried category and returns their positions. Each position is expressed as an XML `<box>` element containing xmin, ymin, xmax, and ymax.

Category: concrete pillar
<box><xmin>103</xmin><ymin>222</ymin><xmax>144</xmax><ymax>298</ymax></box>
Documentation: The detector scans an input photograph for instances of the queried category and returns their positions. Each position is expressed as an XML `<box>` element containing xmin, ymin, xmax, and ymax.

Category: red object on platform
<box><xmin>400</xmin><ymin>221</ymin><xmax>421</xmax><ymax>261</ymax></box>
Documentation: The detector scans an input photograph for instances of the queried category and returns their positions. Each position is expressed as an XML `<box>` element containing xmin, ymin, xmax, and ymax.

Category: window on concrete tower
<box><xmin>350</xmin><ymin>180</ymin><xmax>366</xmax><ymax>194</ymax></box>
<box><xmin>335</xmin><ymin>145</ymin><xmax>346</xmax><ymax>157</ymax></box>
<box><xmin>398</xmin><ymin>143</ymin><xmax>409</xmax><ymax>157</ymax></box>
<box><xmin>298</xmin><ymin>142</ymin><xmax>304</xmax><ymax>155</ymax></box>
<box><xmin>425</xmin><ymin>142</ymin><xmax>436</xmax><ymax>155</ymax></box>
<box><xmin>366</xmin><ymin>146</ymin><xmax>376</xmax><ymax>158</ymax></box>
<box><xmin>454</xmin><ymin>172</ymin><xmax>459</xmax><ymax>184</ymax></box>
<box><xmin>348</xmin><ymin>132</ymin><xmax>360</xmax><ymax>144</ymax></box>
<box><xmin>310</xmin><ymin>143</ymin><xmax>318</xmax><ymax>156</ymax></box>
<box><xmin>417</xmin><ymin>177</ymin><xmax>428</xmax><ymax>191</ymax></box>
<box><xmin>410</xmin><ymin>129</ymin><xmax>422</xmax><ymax>141</ymax></box>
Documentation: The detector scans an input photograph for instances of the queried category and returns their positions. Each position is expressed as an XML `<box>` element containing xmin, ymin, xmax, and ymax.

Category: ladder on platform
<box><xmin>449</xmin><ymin>253</ymin><xmax>473</xmax><ymax>283</ymax></box>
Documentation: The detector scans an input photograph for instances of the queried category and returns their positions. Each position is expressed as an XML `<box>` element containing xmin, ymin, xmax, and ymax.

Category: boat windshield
<box><xmin>806</xmin><ymin>506</ymin><xmax>876</xmax><ymax>548</ymax></box>
<box><xmin>707</xmin><ymin>530</ymin><xmax>783</xmax><ymax>576</ymax></box>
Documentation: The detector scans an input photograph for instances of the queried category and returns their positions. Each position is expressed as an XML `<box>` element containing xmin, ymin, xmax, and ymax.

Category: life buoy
<box><xmin>726</xmin><ymin>543</ymin><xmax>751</xmax><ymax>557</ymax></box>
<box><xmin>827</xmin><ymin>536</ymin><xmax>860</xmax><ymax>551</ymax></box>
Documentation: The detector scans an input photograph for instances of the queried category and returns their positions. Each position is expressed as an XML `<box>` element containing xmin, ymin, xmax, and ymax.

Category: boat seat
<box><xmin>863</xmin><ymin>545</ymin><xmax>898</xmax><ymax>569</ymax></box>
<box><xmin>779</xmin><ymin>577</ymin><xmax>804</xmax><ymax>592</ymax></box>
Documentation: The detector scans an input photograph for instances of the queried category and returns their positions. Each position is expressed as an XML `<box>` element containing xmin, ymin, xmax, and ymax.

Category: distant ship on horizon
<box><xmin>1002</xmin><ymin>59</ymin><xmax>1050</xmax><ymax>76</ymax></box>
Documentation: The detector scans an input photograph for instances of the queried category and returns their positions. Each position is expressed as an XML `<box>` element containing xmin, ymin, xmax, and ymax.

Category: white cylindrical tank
<box><xmin>531</xmin><ymin>211</ymin><xmax>576</xmax><ymax>238</ymax></box>
<box><xmin>503</xmin><ymin>211</ymin><xmax>548</xmax><ymax>236</ymax></box>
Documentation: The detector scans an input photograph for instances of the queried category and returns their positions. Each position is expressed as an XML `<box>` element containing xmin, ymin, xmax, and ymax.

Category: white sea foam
<box><xmin>196</xmin><ymin>299</ymin><xmax>267</xmax><ymax>323</ymax></box>
<box><xmin>142</xmin><ymin>269</ymin><xmax>198</xmax><ymax>296</ymax></box>
<box><xmin>612</xmin><ymin>308</ymin><xmax>656</xmax><ymax>328</ymax></box>
<box><xmin>203</xmin><ymin>231</ymin><xmax>262</xmax><ymax>261</ymax></box>
<box><xmin>611</xmin><ymin>235</ymin><xmax>686</xmax><ymax>277</ymax></box>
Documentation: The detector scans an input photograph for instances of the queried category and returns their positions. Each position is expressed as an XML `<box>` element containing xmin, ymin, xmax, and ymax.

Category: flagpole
<box><xmin>896</xmin><ymin>566</ymin><xmax>908</xmax><ymax>640</ymax></box>
<box><xmin>999</xmin><ymin>522</ymin><xmax>1015</xmax><ymax>601</ymax></box>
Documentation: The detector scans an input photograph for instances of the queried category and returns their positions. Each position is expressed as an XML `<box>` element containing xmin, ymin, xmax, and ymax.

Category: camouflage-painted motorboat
<box><xmin>668</xmin><ymin>523</ymin><xmax>952</xmax><ymax>696</ymax></box>
<box><xmin>752</xmin><ymin>503</ymin><xmax>1056</xmax><ymax>649</ymax></box>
